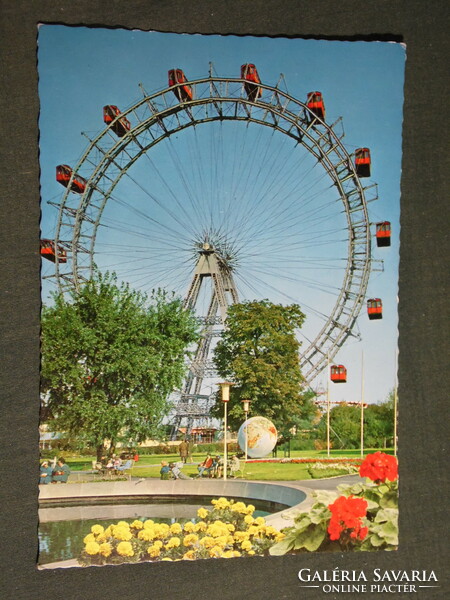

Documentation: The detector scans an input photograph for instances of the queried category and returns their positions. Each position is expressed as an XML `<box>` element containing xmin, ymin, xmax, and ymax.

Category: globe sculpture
<box><xmin>237</xmin><ymin>416</ymin><xmax>278</xmax><ymax>459</ymax></box>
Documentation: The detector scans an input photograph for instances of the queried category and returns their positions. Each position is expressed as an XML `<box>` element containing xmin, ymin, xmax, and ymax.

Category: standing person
<box><xmin>51</xmin><ymin>457</ymin><xmax>71</xmax><ymax>483</ymax></box>
<box><xmin>178</xmin><ymin>438</ymin><xmax>189</xmax><ymax>463</ymax></box>
<box><xmin>133</xmin><ymin>450</ymin><xmax>139</xmax><ymax>463</ymax></box>
<box><xmin>39</xmin><ymin>461</ymin><xmax>53</xmax><ymax>484</ymax></box>
<box><xmin>187</xmin><ymin>438</ymin><xmax>194</xmax><ymax>463</ymax></box>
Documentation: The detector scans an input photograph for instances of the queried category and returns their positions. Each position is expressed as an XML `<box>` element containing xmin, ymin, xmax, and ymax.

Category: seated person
<box><xmin>39</xmin><ymin>461</ymin><xmax>53</xmax><ymax>484</ymax></box>
<box><xmin>170</xmin><ymin>461</ymin><xmax>190</xmax><ymax>480</ymax></box>
<box><xmin>212</xmin><ymin>455</ymin><xmax>223</xmax><ymax>478</ymax></box>
<box><xmin>160</xmin><ymin>460</ymin><xmax>171</xmax><ymax>480</ymax></box>
<box><xmin>51</xmin><ymin>457</ymin><xmax>71</xmax><ymax>483</ymax></box>
<box><xmin>105</xmin><ymin>458</ymin><xmax>115</xmax><ymax>470</ymax></box>
<box><xmin>197</xmin><ymin>454</ymin><xmax>214</xmax><ymax>478</ymax></box>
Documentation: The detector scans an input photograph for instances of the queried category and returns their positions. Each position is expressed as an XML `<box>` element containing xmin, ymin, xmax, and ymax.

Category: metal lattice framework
<box><xmin>50</xmin><ymin>71</ymin><xmax>376</xmax><ymax>422</ymax></box>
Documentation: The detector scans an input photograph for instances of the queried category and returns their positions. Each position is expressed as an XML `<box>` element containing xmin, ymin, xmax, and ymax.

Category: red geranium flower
<box><xmin>327</xmin><ymin>495</ymin><xmax>368</xmax><ymax>542</ymax></box>
<box><xmin>359</xmin><ymin>452</ymin><xmax>398</xmax><ymax>483</ymax></box>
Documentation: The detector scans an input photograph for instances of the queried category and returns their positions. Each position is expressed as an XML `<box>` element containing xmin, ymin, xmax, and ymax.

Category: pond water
<box><xmin>38</xmin><ymin>495</ymin><xmax>290</xmax><ymax>565</ymax></box>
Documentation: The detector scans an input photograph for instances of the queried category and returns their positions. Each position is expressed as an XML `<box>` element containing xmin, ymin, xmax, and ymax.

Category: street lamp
<box><xmin>241</xmin><ymin>399</ymin><xmax>251</xmax><ymax>465</ymax></box>
<box><xmin>218</xmin><ymin>382</ymin><xmax>234</xmax><ymax>480</ymax></box>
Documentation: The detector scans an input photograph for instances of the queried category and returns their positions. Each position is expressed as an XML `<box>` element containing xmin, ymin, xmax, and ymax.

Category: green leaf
<box><xmin>269</xmin><ymin>538</ymin><xmax>295</xmax><ymax>556</ymax></box>
<box><xmin>293</xmin><ymin>524</ymin><xmax>327</xmax><ymax>552</ymax></box>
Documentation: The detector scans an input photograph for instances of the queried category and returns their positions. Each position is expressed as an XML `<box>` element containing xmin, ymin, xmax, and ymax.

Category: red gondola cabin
<box><xmin>355</xmin><ymin>148</ymin><xmax>371</xmax><ymax>178</ymax></box>
<box><xmin>367</xmin><ymin>298</ymin><xmax>383</xmax><ymax>320</ymax></box>
<box><xmin>376</xmin><ymin>221</ymin><xmax>391</xmax><ymax>247</ymax></box>
<box><xmin>241</xmin><ymin>64</ymin><xmax>262</xmax><ymax>102</ymax></box>
<box><xmin>306</xmin><ymin>91</ymin><xmax>326</xmax><ymax>120</ymax></box>
<box><xmin>168</xmin><ymin>69</ymin><xmax>193</xmax><ymax>102</ymax></box>
<box><xmin>103</xmin><ymin>105</ymin><xmax>131</xmax><ymax>137</ymax></box>
<box><xmin>40</xmin><ymin>239</ymin><xmax>67</xmax><ymax>263</ymax></box>
<box><xmin>56</xmin><ymin>165</ymin><xmax>87</xmax><ymax>194</ymax></box>
<box><xmin>331</xmin><ymin>365</ymin><xmax>347</xmax><ymax>383</ymax></box>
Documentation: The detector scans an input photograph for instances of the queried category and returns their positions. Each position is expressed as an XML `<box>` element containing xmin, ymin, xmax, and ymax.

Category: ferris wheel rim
<box><xmin>52</xmin><ymin>74</ymin><xmax>373</xmax><ymax>383</ymax></box>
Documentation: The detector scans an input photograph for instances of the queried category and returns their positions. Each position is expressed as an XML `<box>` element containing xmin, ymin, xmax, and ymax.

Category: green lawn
<box><xmin>59</xmin><ymin>448</ymin><xmax>393</xmax><ymax>481</ymax></box>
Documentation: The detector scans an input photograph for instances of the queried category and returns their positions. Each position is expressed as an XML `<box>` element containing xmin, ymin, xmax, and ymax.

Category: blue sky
<box><xmin>38</xmin><ymin>26</ymin><xmax>405</xmax><ymax>408</ymax></box>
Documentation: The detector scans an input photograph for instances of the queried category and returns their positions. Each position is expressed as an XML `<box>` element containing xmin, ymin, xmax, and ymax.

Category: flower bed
<box><xmin>248</xmin><ymin>457</ymin><xmax>363</xmax><ymax>465</ymax></box>
<box><xmin>79</xmin><ymin>498</ymin><xmax>285</xmax><ymax>565</ymax></box>
<box><xmin>270</xmin><ymin>452</ymin><xmax>399</xmax><ymax>554</ymax></box>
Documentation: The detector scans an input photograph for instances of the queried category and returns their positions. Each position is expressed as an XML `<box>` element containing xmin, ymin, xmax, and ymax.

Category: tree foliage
<box><xmin>41</xmin><ymin>272</ymin><xmax>199</xmax><ymax>458</ymax></box>
<box><xmin>315</xmin><ymin>392</ymin><xmax>396</xmax><ymax>449</ymax></box>
<box><xmin>212</xmin><ymin>300</ymin><xmax>314</xmax><ymax>430</ymax></box>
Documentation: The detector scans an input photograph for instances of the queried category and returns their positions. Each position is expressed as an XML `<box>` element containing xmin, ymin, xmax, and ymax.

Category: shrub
<box><xmin>307</xmin><ymin>463</ymin><xmax>359</xmax><ymax>479</ymax></box>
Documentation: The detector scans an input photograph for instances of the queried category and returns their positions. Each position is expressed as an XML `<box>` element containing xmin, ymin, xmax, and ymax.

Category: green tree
<box><xmin>41</xmin><ymin>272</ymin><xmax>199</xmax><ymax>460</ymax></box>
<box><xmin>212</xmin><ymin>300</ymin><xmax>313</xmax><ymax>430</ymax></box>
<box><xmin>364</xmin><ymin>392</ymin><xmax>395</xmax><ymax>448</ymax></box>
<box><xmin>328</xmin><ymin>404</ymin><xmax>361</xmax><ymax>449</ymax></box>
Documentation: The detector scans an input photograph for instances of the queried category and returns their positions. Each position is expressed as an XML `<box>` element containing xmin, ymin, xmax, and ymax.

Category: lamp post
<box><xmin>219</xmin><ymin>382</ymin><xmax>234</xmax><ymax>480</ymax></box>
<box><xmin>327</xmin><ymin>352</ymin><xmax>331</xmax><ymax>458</ymax></box>
<box><xmin>241</xmin><ymin>399</ymin><xmax>251</xmax><ymax>465</ymax></box>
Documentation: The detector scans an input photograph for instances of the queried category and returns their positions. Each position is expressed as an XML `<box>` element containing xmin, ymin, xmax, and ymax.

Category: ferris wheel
<box><xmin>45</xmin><ymin>63</ymin><xmax>379</xmax><ymax>430</ymax></box>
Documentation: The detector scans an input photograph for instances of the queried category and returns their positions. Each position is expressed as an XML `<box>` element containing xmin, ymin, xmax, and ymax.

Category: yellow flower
<box><xmin>104</xmin><ymin>526</ymin><xmax>113</xmax><ymax>537</ymax></box>
<box><xmin>183</xmin><ymin>534</ymin><xmax>199</xmax><ymax>547</ymax></box>
<box><xmin>275</xmin><ymin>533</ymin><xmax>285</xmax><ymax>542</ymax></box>
<box><xmin>245</xmin><ymin>504</ymin><xmax>256</xmax><ymax>515</ymax></box>
<box><xmin>231</xmin><ymin>501</ymin><xmax>247</xmax><ymax>514</ymax></box>
<box><xmin>254</xmin><ymin>517</ymin><xmax>265</xmax><ymax>526</ymax></box>
<box><xmin>233</xmin><ymin>551</ymin><xmax>241</xmax><ymax>557</ymax></box>
<box><xmin>131</xmin><ymin>520</ymin><xmax>144</xmax><ymax>530</ymax></box>
<box><xmin>117</xmin><ymin>521</ymin><xmax>130</xmax><ymax>529</ymax></box>
<box><xmin>170</xmin><ymin>522</ymin><xmax>182</xmax><ymax>535</ymax></box>
<box><xmin>154</xmin><ymin>523</ymin><xmax>170</xmax><ymax>538</ymax></box>
<box><xmin>211</xmin><ymin>497</ymin><xmax>229</xmax><ymax>510</ymax></box>
<box><xmin>264</xmin><ymin>526</ymin><xmax>279</xmax><ymax>537</ymax></box>
<box><xmin>241</xmin><ymin>539</ymin><xmax>252</xmax><ymax>551</ymax></box>
<box><xmin>85</xmin><ymin>541</ymin><xmax>100</xmax><ymax>555</ymax></box>
<box><xmin>138</xmin><ymin>529</ymin><xmax>156</xmax><ymax>542</ymax></box>
<box><xmin>96</xmin><ymin>533</ymin><xmax>107</xmax><ymax>543</ymax></box>
<box><xmin>99</xmin><ymin>542</ymin><xmax>112</xmax><ymax>557</ymax></box>
<box><xmin>143</xmin><ymin>519</ymin><xmax>155</xmax><ymax>529</ymax></box>
<box><xmin>247</xmin><ymin>525</ymin><xmax>258</xmax><ymax>536</ymax></box>
<box><xmin>199</xmin><ymin>536</ymin><xmax>216</xmax><ymax>549</ymax></box>
<box><xmin>83</xmin><ymin>533</ymin><xmax>96</xmax><ymax>545</ymax></box>
<box><xmin>244</xmin><ymin>515</ymin><xmax>254</xmax><ymax>525</ymax></box>
<box><xmin>147</xmin><ymin>545</ymin><xmax>161</xmax><ymax>558</ymax></box>
<box><xmin>209</xmin><ymin>546</ymin><xmax>223</xmax><ymax>558</ymax></box>
<box><xmin>248</xmin><ymin>550</ymin><xmax>256</xmax><ymax>555</ymax></box>
<box><xmin>91</xmin><ymin>524</ymin><xmax>105</xmax><ymax>536</ymax></box>
<box><xmin>113</xmin><ymin>526</ymin><xmax>132</xmax><ymax>541</ymax></box>
<box><xmin>233</xmin><ymin>531</ymin><xmax>249</xmax><ymax>542</ymax></box>
<box><xmin>222</xmin><ymin>550</ymin><xmax>235</xmax><ymax>558</ymax></box>
<box><xmin>194</xmin><ymin>521</ymin><xmax>207</xmax><ymax>533</ymax></box>
<box><xmin>161</xmin><ymin>557</ymin><xmax>173</xmax><ymax>561</ymax></box>
<box><xmin>182</xmin><ymin>550</ymin><xmax>196</xmax><ymax>560</ymax></box>
<box><xmin>183</xmin><ymin>521</ymin><xmax>195</xmax><ymax>533</ymax></box>
<box><xmin>197</xmin><ymin>507</ymin><xmax>209</xmax><ymax>519</ymax></box>
<box><xmin>116</xmin><ymin>541</ymin><xmax>134</xmax><ymax>557</ymax></box>
<box><xmin>165</xmin><ymin>537</ymin><xmax>181</xmax><ymax>549</ymax></box>
<box><xmin>226</xmin><ymin>523</ymin><xmax>235</xmax><ymax>532</ymax></box>
<box><xmin>153</xmin><ymin>540</ymin><xmax>163</xmax><ymax>549</ymax></box>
